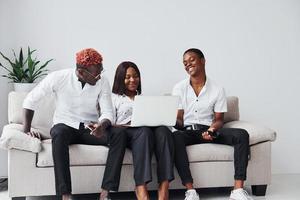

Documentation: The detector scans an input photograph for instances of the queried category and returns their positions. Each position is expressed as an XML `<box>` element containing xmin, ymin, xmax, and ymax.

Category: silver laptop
<box><xmin>129</xmin><ymin>95</ymin><xmax>179</xmax><ymax>127</ymax></box>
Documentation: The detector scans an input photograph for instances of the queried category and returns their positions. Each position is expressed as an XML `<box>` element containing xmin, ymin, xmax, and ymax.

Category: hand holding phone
<box><xmin>201</xmin><ymin>131</ymin><xmax>213</xmax><ymax>141</ymax></box>
<box><xmin>201</xmin><ymin>129</ymin><xmax>219</xmax><ymax>140</ymax></box>
<box><xmin>85</xmin><ymin>124</ymin><xmax>96</xmax><ymax>134</ymax></box>
<box><xmin>86</xmin><ymin>122</ymin><xmax>105</xmax><ymax>138</ymax></box>
<box><xmin>207</xmin><ymin>130</ymin><xmax>219</xmax><ymax>139</ymax></box>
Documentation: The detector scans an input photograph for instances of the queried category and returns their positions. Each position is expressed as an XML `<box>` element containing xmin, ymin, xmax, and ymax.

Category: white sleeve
<box><xmin>98</xmin><ymin>77</ymin><xmax>114</xmax><ymax>123</ymax></box>
<box><xmin>111</xmin><ymin>94</ymin><xmax>118</xmax><ymax>125</ymax></box>
<box><xmin>22</xmin><ymin>72</ymin><xmax>57</xmax><ymax>111</ymax></box>
<box><xmin>172</xmin><ymin>84</ymin><xmax>183</xmax><ymax>109</ymax></box>
<box><xmin>214</xmin><ymin>87</ymin><xmax>227</xmax><ymax>113</ymax></box>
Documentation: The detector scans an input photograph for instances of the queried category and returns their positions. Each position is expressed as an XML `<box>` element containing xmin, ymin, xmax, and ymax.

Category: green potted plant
<box><xmin>0</xmin><ymin>47</ymin><xmax>53</xmax><ymax>92</ymax></box>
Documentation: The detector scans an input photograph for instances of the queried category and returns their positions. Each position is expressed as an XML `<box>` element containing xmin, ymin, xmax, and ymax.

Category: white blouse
<box><xmin>111</xmin><ymin>93</ymin><xmax>135</xmax><ymax>125</ymax></box>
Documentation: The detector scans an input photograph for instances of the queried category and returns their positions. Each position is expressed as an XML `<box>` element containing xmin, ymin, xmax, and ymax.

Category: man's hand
<box><xmin>25</xmin><ymin>131</ymin><xmax>42</xmax><ymax>140</ymax></box>
<box><xmin>88</xmin><ymin>122</ymin><xmax>106</xmax><ymax>138</ymax></box>
<box><xmin>23</xmin><ymin>108</ymin><xmax>36</xmax><ymax>138</ymax></box>
<box><xmin>201</xmin><ymin>131</ymin><xmax>213</xmax><ymax>141</ymax></box>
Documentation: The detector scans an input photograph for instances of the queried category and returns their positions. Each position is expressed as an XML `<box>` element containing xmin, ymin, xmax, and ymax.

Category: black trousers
<box><xmin>126</xmin><ymin>126</ymin><xmax>174</xmax><ymax>186</ymax></box>
<box><xmin>50</xmin><ymin>123</ymin><xmax>127</xmax><ymax>195</ymax></box>
<box><xmin>173</xmin><ymin>125</ymin><xmax>250</xmax><ymax>185</ymax></box>
<box><xmin>152</xmin><ymin>126</ymin><xmax>175</xmax><ymax>184</ymax></box>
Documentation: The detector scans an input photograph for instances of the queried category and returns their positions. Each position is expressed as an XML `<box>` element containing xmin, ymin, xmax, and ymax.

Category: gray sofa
<box><xmin>1</xmin><ymin>92</ymin><xmax>276</xmax><ymax>199</ymax></box>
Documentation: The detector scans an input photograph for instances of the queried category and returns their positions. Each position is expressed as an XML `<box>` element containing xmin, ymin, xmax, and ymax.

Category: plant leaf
<box><xmin>0</xmin><ymin>51</ymin><xmax>14</xmax><ymax>67</ymax></box>
<box><xmin>0</xmin><ymin>62</ymin><xmax>14</xmax><ymax>74</ymax></box>
<box><xmin>1</xmin><ymin>47</ymin><xmax>52</xmax><ymax>83</ymax></box>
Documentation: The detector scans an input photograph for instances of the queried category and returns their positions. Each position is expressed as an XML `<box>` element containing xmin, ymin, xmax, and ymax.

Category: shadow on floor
<box><xmin>0</xmin><ymin>178</ymin><xmax>8</xmax><ymax>192</ymax></box>
<box><xmin>26</xmin><ymin>187</ymin><xmax>233</xmax><ymax>200</ymax></box>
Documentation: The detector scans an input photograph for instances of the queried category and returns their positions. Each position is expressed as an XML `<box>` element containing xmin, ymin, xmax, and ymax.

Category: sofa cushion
<box><xmin>186</xmin><ymin>143</ymin><xmax>234</xmax><ymax>162</ymax></box>
<box><xmin>0</xmin><ymin>124</ymin><xmax>42</xmax><ymax>153</ymax></box>
<box><xmin>8</xmin><ymin>92</ymin><xmax>54</xmax><ymax>139</ymax></box>
<box><xmin>37</xmin><ymin>139</ymin><xmax>235</xmax><ymax>167</ymax></box>
<box><xmin>223</xmin><ymin>120</ymin><xmax>276</xmax><ymax>145</ymax></box>
<box><xmin>224</xmin><ymin>96</ymin><xmax>239</xmax><ymax>123</ymax></box>
<box><xmin>37</xmin><ymin>140</ymin><xmax>135</xmax><ymax>167</ymax></box>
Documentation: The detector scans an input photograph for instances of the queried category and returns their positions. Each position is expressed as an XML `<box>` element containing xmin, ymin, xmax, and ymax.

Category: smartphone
<box><xmin>207</xmin><ymin>130</ymin><xmax>220</xmax><ymax>139</ymax></box>
<box><xmin>84</xmin><ymin>124</ymin><xmax>92</xmax><ymax>130</ymax></box>
<box><xmin>84</xmin><ymin>124</ymin><xmax>94</xmax><ymax>135</ymax></box>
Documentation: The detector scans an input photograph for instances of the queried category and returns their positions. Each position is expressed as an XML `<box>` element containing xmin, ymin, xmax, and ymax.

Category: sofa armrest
<box><xmin>8</xmin><ymin>149</ymin><xmax>43</xmax><ymax>197</ymax></box>
<box><xmin>223</xmin><ymin>120</ymin><xmax>276</xmax><ymax>145</ymax></box>
<box><xmin>0</xmin><ymin>124</ymin><xmax>42</xmax><ymax>153</ymax></box>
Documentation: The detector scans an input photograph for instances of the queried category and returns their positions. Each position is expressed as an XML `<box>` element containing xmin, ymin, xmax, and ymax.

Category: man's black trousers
<box><xmin>173</xmin><ymin>125</ymin><xmax>250</xmax><ymax>185</ymax></box>
<box><xmin>50</xmin><ymin>123</ymin><xmax>127</xmax><ymax>195</ymax></box>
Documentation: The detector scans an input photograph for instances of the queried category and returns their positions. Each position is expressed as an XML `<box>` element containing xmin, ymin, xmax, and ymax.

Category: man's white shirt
<box><xmin>172</xmin><ymin>77</ymin><xmax>227</xmax><ymax>126</ymax></box>
<box><xmin>23</xmin><ymin>68</ymin><xmax>114</xmax><ymax>129</ymax></box>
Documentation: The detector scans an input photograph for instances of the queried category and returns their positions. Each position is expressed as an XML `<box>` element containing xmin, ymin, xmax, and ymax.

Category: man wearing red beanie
<box><xmin>23</xmin><ymin>48</ymin><xmax>127</xmax><ymax>200</ymax></box>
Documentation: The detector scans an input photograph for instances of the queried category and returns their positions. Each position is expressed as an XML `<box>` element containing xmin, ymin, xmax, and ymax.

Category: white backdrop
<box><xmin>1</xmin><ymin>0</ymin><xmax>300</xmax><ymax>175</ymax></box>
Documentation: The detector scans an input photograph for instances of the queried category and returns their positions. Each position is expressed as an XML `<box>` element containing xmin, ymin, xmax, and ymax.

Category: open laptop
<box><xmin>129</xmin><ymin>95</ymin><xmax>179</xmax><ymax>127</ymax></box>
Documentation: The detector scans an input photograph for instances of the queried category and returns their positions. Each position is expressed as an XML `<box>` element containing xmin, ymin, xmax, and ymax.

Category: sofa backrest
<box><xmin>224</xmin><ymin>96</ymin><xmax>240</xmax><ymax>123</ymax></box>
<box><xmin>8</xmin><ymin>92</ymin><xmax>239</xmax><ymax>130</ymax></box>
<box><xmin>8</xmin><ymin>92</ymin><xmax>55</xmax><ymax>132</ymax></box>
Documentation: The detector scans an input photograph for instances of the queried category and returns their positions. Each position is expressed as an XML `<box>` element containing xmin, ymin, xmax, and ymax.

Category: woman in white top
<box><xmin>112</xmin><ymin>61</ymin><xmax>174</xmax><ymax>200</ymax></box>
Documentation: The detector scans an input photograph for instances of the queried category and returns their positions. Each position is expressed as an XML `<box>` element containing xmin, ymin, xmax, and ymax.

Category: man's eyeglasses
<box><xmin>82</xmin><ymin>67</ymin><xmax>105</xmax><ymax>80</ymax></box>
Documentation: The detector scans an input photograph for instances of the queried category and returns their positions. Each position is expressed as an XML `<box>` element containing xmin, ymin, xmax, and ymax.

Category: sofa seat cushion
<box><xmin>37</xmin><ymin>140</ymin><xmax>135</xmax><ymax>167</ymax></box>
<box><xmin>223</xmin><ymin>120</ymin><xmax>277</xmax><ymax>145</ymax></box>
<box><xmin>186</xmin><ymin>143</ymin><xmax>234</xmax><ymax>162</ymax></box>
<box><xmin>37</xmin><ymin>140</ymin><xmax>235</xmax><ymax>167</ymax></box>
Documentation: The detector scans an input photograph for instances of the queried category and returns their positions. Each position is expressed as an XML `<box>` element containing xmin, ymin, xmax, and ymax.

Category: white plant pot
<box><xmin>13</xmin><ymin>83</ymin><xmax>37</xmax><ymax>92</ymax></box>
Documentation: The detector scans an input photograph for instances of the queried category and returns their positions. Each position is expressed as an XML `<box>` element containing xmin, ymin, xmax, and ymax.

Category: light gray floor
<box><xmin>0</xmin><ymin>174</ymin><xmax>299</xmax><ymax>200</ymax></box>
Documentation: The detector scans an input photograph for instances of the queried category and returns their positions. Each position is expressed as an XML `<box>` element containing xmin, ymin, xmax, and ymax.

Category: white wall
<box><xmin>0</xmin><ymin>1</ymin><xmax>11</xmax><ymax>177</ymax></box>
<box><xmin>0</xmin><ymin>0</ymin><xmax>299</xmax><ymax>174</ymax></box>
<box><xmin>0</xmin><ymin>77</ymin><xmax>9</xmax><ymax>177</ymax></box>
<box><xmin>0</xmin><ymin>71</ymin><xmax>10</xmax><ymax>177</ymax></box>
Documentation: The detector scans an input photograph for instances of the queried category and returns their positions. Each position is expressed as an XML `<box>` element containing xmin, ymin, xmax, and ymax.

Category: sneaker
<box><xmin>230</xmin><ymin>188</ymin><xmax>253</xmax><ymax>200</ymax></box>
<box><xmin>184</xmin><ymin>189</ymin><xmax>200</xmax><ymax>200</ymax></box>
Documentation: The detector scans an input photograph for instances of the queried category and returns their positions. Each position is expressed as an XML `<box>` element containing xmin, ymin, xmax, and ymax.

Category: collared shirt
<box><xmin>111</xmin><ymin>93</ymin><xmax>134</xmax><ymax>125</ymax></box>
<box><xmin>23</xmin><ymin>68</ymin><xmax>113</xmax><ymax>129</ymax></box>
<box><xmin>172</xmin><ymin>77</ymin><xmax>227</xmax><ymax>126</ymax></box>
